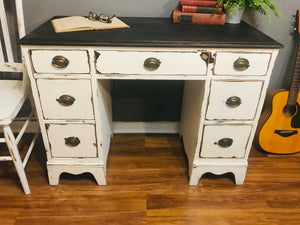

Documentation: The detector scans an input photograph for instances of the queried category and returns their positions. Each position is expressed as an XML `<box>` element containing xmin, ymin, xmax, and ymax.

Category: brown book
<box><xmin>180</xmin><ymin>0</ymin><xmax>218</xmax><ymax>7</ymax></box>
<box><xmin>182</xmin><ymin>5</ymin><xmax>222</xmax><ymax>13</ymax></box>
<box><xmin>51</xmin><ymin>16</ymin><xmax>130</xmax><ymax>33</ymax></box>
<box><xmin>173</xmin><ymin>5</ymin><xmax>225</xmax><ymax>25</ymax></box>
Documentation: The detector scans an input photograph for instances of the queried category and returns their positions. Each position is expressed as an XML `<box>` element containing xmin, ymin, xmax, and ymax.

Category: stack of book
<box><xmin>173</xmin><ymin>0</ymin><xmax>225</xmax><ymax>25</ymax></box>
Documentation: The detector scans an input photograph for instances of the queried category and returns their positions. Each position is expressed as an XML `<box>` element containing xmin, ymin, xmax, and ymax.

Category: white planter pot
<box><xmin>225</xmin><ymin>6</ymin><xmax>245</xmax><ymax>24</ymax></box>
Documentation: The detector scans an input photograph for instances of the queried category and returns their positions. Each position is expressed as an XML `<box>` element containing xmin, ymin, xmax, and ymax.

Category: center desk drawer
<box><xmin>95</xmin><ymin>50</ymin><xmax>207</xmax><ymax>75</ymax></box>
<box><xmin>37</xmin><ymin>79</ymin><xmax>94</xmax><ymax>120</ymax></box>
<box><xmin>31</xmin><ymin>50</ymin><xmax>90</xmax><ymax>74</ymax></box>
<box><xmin>46</xmin><ymin>124</ymin><xmax>97</xmax><ymax>158</ymax></box>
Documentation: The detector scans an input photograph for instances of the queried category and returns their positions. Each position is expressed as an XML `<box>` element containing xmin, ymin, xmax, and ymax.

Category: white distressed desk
<box><xmin>20</xmin><ymin>17</ymin><xmax>282</xmax><ymax>185</ymax></box>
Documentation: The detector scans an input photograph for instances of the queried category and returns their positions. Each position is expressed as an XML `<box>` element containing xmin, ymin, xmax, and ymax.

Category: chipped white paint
<box><xmin>96</xmin><ymin>50</ymin><xmax>207</xmax><ymax>75</ymax></box>
<box><xmin>0</xmin><ymin>0</ymin><xmax>39</xmax><ymax>194</ymax></box>
<box><xmin>213</xmin><ymin>52</ymin><xmax>271</xmax><ymax>76</ymax></box>
<box><xmin>37</xmin><ymin>79</ymin><xmax>94</xmax><ymax>120</ymax></box>
<box><xmin>46</xmin><ymin>124</ymin><xmax>98</xmax><ymax>158</ymax></box>
<box><xmin>206</xmin><ymin>81</ymin><xmax>263</xmax><ymax>120</ymax></box>
<box><xmin>31</xmin><ymin>50</ymin><xmax>90</xmax><ymax>74</ymax></box>
<box><xmin>23</xmin><ymin>43</ymin><xmax>279</xmax><ymax>186</ymax></box>
<box><xmin>200</xmin><ymin>125</ymin><xmax>252</xmax><ymax>158</ymax></box>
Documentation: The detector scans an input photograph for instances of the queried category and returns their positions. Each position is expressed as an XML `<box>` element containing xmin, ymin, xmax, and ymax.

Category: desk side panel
<box><xmin>180</xmin><ymin>80</ymin><xmax>207</xmax><ymax>176</ymax></box>
<box><xmin>96</xmin><ymin>80</ymin><xmax>113</xmax><ymax>167</ymax></box>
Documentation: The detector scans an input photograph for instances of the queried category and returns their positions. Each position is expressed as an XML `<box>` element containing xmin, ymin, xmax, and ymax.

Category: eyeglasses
<box><xmin>88</xmin><ymin>12</ymin><xmax>115</xmax><ymax>23</ymax></box>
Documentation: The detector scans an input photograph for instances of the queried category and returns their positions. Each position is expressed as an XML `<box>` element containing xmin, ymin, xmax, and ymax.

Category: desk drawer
<box><xmin>206</xmin><ymin>81</ymin><xmax>263</xmax><ymax>120</ymax></box>
<box><xmin>200</xmin><ymin>125</ymin><xmax>252</xmax><ymax>158</ymax></box>
<box><xmin>31</xmin><ymin>50</ymin><xmax>90</xmax><ymax>74</ymax></box>
<box><xmin>213</xmin><ymin>52</ymin><xmax>271</xmax><ymax>76</ymax></box>
<box><xmin>46</xmin><ymin>124</ymin><xmax>97</xmax><ymax>158</ymax></box>
<box><xmin>37</xmin><ymin>79</ymin><xmax>94</xmax><ymax>120</ymax></box>
<box><xmin>95</xmin><ymin>50</ymin><xmax>207</xmax><ymax>75</ymax></box>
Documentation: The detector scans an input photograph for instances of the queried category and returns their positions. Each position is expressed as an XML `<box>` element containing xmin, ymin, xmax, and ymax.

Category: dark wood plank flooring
<box><xmin>1</xmin><ymin>133</ymin><xmax>300</xmax><ymax>225</ymax></box>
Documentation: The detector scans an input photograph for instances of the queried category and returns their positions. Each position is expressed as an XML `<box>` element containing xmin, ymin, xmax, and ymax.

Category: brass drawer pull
<box><xmin>233</xmin><ymin>57</ymin><xmax>249</xmax><ymax>71</ymax></box>
<box><xmin>56</xmin><ymin>95</ymin><xmax>75</xmax><ymax>106</ymax></box>
<box><xmin>217</xmin><ymin>138</ymin><xmax>233</xmax><ymax>148</ymax></box>
<box><xmin>226</xmin><ymin>96</ymin><xmax>241</xmax><ymax>108</ymax></box>
<box><xmin>64</xmin><ymin>137</ymin><xmax>80</xmax><ymax>146</ymax></box>
<box><xmin>52</xmin><ymin>55</ymin><xmax>69</xmax><ymax>69</ymax></box>
<box><xmin>144</xmin><ymin>57</ymin><xmax>161</xmax><ymax>71</ymax></box>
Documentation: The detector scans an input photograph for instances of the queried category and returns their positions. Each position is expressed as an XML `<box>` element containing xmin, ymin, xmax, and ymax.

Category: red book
<box><xmin>180</xmin><ymin>0</ymin><xmax>218</xmax><ymax>7</ymax></box>
<box><xmin>182</xmin><ymin>5</ymin><xmax>222</xmax><ymax>13</ymax></box>
<box><xmin>173</xmin><ymin>5</ymin><xmax>225</xmax><ymax>25</ymax></box>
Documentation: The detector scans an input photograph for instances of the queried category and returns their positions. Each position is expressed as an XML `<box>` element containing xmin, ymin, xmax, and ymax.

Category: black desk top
<box><xmin>20</xmin><ymin>17</ymin><xmax>282</xmax><ymax>49</ymax></box>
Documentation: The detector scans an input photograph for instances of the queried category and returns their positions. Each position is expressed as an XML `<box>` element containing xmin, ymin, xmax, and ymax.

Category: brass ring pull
<box><xmin>217</xmin><ymin>138</ymin><xmax>233</xmax><ymax>148</ymax></box>
<box><xmin>144</xmin><ymin>57</ymin><xmax>161</xmax><ymax>71</ymax></box>
<box><xmin>233</xmin><ymin>57</ymin><xmax>249</xmax><ymax>71</ymax></box>
<box><xmin>56</xmin><ymin>95</ymin><xmax>75</xmax><ymax>106</ymax></box>
<box><xmin>64</xmin><ymin>137</ymin><xmax>80</xmax><ymax>146</ymax></box>
<box><xmin>52</xmin><ymin>55</ymin><xmax>69</xmax><ymax>69</ymax></box>
<box><xmin>226</xmin><ymin>96</ymin><xmax>241</xmax><ymax>108</ymax></box>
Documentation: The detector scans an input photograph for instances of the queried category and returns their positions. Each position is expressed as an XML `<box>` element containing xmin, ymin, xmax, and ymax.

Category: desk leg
<box><xmin>47</xmin><ymin>164</ymin><xmax>106</xmax><ymax>185</ymax></box>
<box><xmin>189</xmin><ymin>164</ymin><xmax>247</xmax><ymax>185</ymax></box>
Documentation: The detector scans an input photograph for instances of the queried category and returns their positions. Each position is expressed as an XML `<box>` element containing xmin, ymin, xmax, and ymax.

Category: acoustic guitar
<box><xmin>258</xmin><ymin>10</ymin><xmax>300</xmax><ymax>154</ymax></box>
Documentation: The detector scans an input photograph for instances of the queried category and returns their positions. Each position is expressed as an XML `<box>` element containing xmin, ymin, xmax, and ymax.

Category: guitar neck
<box><xmin>287</xmin><ymin>11</ymin><xmax>300</xmax><ymax>106</ymax></box>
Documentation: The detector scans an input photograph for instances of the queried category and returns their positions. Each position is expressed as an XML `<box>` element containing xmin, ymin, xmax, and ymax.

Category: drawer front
<box><xmin>95</xmin><ymin>50</ymin><xmax>207</xmax><ymax>75</ymax></box>
<box><xmin>47</xmin><ymin>124</ymin><xmax>97</xmax><ymax>158</ymax></box>
<box><xmin>31</xmin><ymin>50</ymin><xmax>90</xmax><ymax>74</ymax></box>
<box><xmin>206</xmin><ymin>81</ymin><xmax>263</xmax><ymax>120</ymax></box>
<box><xmin>200</xmin><ymin>125</ymin><xmax>252</xmax><ymax>158</ymax></box>
<box><xmin>37</xmin><ymin>79</ymin><xmax>94</xmax><ymax>120</ymax></box>
<box><xmin>213</xmin><ymin>52</ymin><xmax>271</xmax><ymax>76</ymax></box>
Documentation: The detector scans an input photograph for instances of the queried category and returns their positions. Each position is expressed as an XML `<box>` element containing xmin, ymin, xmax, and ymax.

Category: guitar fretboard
<box><xmin>287</xmin><ymin>34</ymin><xmax>300</xmax><ymax>106</ymax></box>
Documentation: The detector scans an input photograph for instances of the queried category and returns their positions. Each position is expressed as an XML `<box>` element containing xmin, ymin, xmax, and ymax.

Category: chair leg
<box><xmin>3</xmin><ymin>125</ymin><xmax>30</xmax><ymax>194</ymax></box>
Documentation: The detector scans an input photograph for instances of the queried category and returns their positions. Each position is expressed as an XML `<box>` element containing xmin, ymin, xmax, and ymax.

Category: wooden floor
<box><xmin>1</xmin><ymin>133</ymin><xmax>300</xmax><ymax>225</ymax></box>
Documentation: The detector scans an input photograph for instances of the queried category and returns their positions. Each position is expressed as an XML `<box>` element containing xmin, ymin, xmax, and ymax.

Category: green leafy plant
<box><xmin>215</xmin><ymin>0</ymin><xmax>282</xmax><ymax>22</ymax></box>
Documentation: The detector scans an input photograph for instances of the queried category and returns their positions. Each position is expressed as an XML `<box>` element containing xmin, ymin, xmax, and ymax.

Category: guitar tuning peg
<box><xmin>291</xmin><ymin>22</ymin><xmax>296</xmax><ymax>28</ymax></box>
<box><xmin>289</xmin><ymin>27</ymin><xmax>297</xmax><ymax>34</ymax></box>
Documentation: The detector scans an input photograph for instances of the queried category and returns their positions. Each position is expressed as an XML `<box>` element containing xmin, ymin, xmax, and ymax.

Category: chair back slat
<box><xmin>0</xmin><ymin>0</ymin><xmax>25</xmax><ymax>73</ymax></box>
<box><xmin>0</xmin><ymin>38</ymin><xmax>5</xmax><ymax>63</ymax></box>
<box><xmin>0</xmin><ymin>0</ymin><xmax>15</xmax><ymax>65</ymax></box>
<box><xmin>15</xmin><ymin>0</ymin><xmax>25</xmax><ymax>39</ymax></box>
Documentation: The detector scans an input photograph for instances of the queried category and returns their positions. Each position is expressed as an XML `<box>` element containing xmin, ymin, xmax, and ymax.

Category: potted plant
<box><xmin>215</xmin><ymin>0</ymin><xmax>281</xmax><ymax>24</ymax></box>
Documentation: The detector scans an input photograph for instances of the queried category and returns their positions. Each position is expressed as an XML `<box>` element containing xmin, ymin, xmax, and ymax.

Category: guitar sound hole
<box><xmin>283</xmin><ymin>104</ymin><xmax>297</xmax><ymax>117</ymax></box>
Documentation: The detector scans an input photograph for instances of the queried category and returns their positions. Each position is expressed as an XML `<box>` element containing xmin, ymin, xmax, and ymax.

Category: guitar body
<box><xmin>258</xmin><ymin>89</ymin><xmax>300</xmax><ymax>154</ymax></box>
<box><xmin>258</xmin><ymin>9</ymin><xmax>300</xmax><ymax>154</ymax></box>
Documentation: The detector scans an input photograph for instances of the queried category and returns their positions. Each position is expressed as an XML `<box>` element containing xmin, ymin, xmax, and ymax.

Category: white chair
<box><xmin>0</xmin><ymin>0</ymin><xmax>39</xmax><ymax>194</ymax></box>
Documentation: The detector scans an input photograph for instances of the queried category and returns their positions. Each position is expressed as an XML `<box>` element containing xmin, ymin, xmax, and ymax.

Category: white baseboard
<box><xmin>8</xmin><ymin>120</ymin><xmax>179</xmax><ymax>134</ymax></box>
<box><xmin>113</xmin><ymin>121</ymin><xmax>179</xmax><ymax>133</ymax></box>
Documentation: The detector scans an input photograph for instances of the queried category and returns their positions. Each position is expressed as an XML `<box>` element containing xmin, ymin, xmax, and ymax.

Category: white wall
<box><xmin>22</xmin><ymin>0</ymin><xmax>300</xmax><ymax>89</ymax></box>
